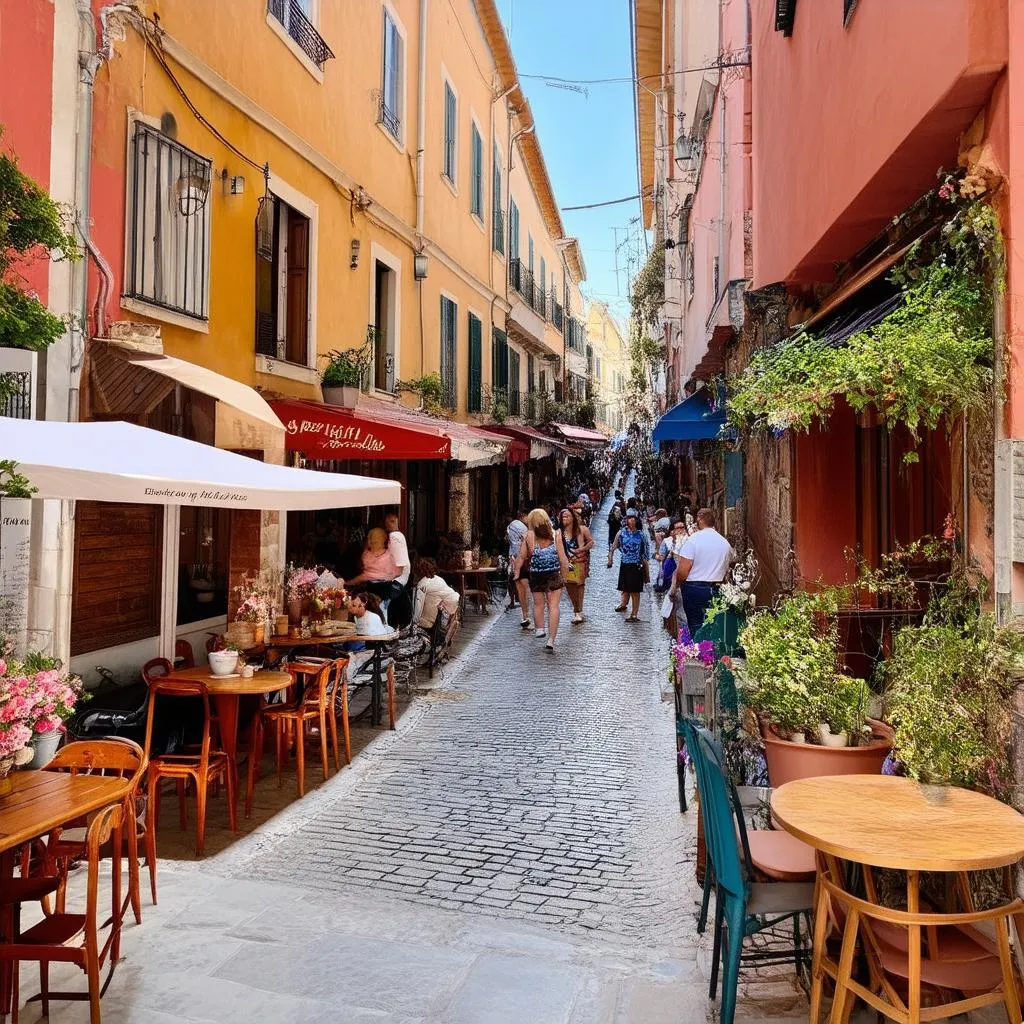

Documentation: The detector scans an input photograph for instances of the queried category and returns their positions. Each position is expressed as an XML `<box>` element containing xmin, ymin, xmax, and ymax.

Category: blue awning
<box><xmin>652</xmin><ymin>389</ymin><xmax>730</xmax><ymax>444</ymax></box>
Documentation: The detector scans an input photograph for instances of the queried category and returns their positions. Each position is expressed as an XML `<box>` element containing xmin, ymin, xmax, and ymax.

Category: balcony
<box><xmin>268</xmin><ymin>0</ymin><xmax>335</xmax><ymax>70</ymax></box>
<box><xmin>492</xmin><ymin>207</ymin><xmax>505</xmax><ymax>254</ymax></box>
<box><xmin>566</xmin><ymin>316</ymin><xmax>586</xmax><ymax>353</ymax></box>
<box><xmin>509</xmin><ymin>258</ymin><xmax>537</xmax><ymax>310</ymax></box>
<box><xmin>551</xmin><ymin>295</ymin><xmax>564</xmax><ymax>333</ymax></box>
<box><xmin>377</xmin><ymin>96</ymin><xmax>401</xmax><ymax>140</ymax></box>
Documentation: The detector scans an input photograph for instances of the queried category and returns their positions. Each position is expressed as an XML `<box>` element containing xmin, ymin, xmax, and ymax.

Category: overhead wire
<box><xmin>563</xmin><ymin>194</ymin><xmax>640</xmax><ymax>212</ymax></box>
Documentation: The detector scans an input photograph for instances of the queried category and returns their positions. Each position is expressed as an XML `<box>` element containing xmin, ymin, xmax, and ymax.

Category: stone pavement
<box><xmin>28</xmin><ymin>494</ymin><xmax>1002</xmax><ymax>1023</ymax></box>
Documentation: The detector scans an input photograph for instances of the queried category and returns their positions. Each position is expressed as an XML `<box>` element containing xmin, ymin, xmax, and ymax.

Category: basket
<box><xmin>226</xmin><ymin>621</ymin><xmax>256</xmax><ymax>649</ymax></box>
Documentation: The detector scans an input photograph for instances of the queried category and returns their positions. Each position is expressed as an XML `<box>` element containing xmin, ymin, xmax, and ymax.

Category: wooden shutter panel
<box><xmin>468</xmin><ymin>313</ymin><xmax>482</xmax><ymax>413</ymax></box>
<box><xmin>286</xmin><ymin>210</ymin><xmax>309</xmax><ymax>365</ymax></box>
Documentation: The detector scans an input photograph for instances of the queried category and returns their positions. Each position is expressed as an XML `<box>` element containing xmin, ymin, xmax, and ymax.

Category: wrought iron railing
<box><xmin>508</xmin><ymin>387</ymin><xmax>521</xmax><ymax>418</ymax></box>
<box><xmin>126</xmin><ymin>121</ymin><xmax>212</xmax><ymax>322</ymax></box>
<box><xmin>509</xmin><ymin>258</ymin><xmax>537</xmax><ymax>309</ymax></box>
<box><xmin>0</xmin><ymin>372</ymin><xmax>31</xmax><ymax>419</ymax></box>
<box><xmin>378</xmin><ymin>96</ymin><xmax>401</xmax><ymax>139</ymax></box>
<box><xmin>551</xmin><ymin>294</ymin><xmax>564</xmax><ymax>332</ymax></box>
<box><xmin>492</xmin><ymin>207</ymin><xmax>505</xmax><ymax>254</ymax></box>
<box><xmin>268</xmin><ymin>0</ymin><xmax>335</xmax><ymax>69</ymax></box>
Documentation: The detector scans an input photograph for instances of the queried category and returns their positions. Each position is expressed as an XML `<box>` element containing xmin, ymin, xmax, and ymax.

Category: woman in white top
<box><xmin>344</xmin><ymin>592</ymin><xmax>391</xmax><ymax>674</ymax></box>
<box><xmin>412</xmin><ymin>558</ymin><xmax>461</xmax><ymax>629</ymax></box>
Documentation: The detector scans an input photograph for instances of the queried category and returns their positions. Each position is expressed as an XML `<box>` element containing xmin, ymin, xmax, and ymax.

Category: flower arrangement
<box><xmin>0</xmin><ymin>655</ymin><xmax>86</xmax><ymax>765</ymax></box>
<box><xmin>312</xmin><ymin>585</ymin><xmax>348</xmax><ymax>618</ymax></box>
<box><xmin>285</xmin><ymin>565</ymin><xmax>320</xmax><ymax>603</ymax></box>
<box><xmin>233</xmin><ymin>571</ymin><xmax>276</xmax><ymax>624</ymax></box>
<box><xmin>673</xmin><ymin>625</ymin><xmax>716</xmax><ymax>675</ymax></box>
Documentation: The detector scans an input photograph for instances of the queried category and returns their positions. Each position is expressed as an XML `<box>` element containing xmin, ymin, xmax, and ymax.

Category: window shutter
<box><xmin>443</xmin><ymin>83</ymin><xmax>456</xmax><ymax>182</ymax></box>
<box><xmin>440</xmin><ymin>296</ymin><xmax>457</xmax><ymax>410</ymax></box>
<box><xmin>492</xmin><ymin>327</ymin><xmax>508</xmax><ymax>391</ymax></box>
<box><xmin>468</xmin><ymin>313</ymin><xmax>482</xmax><ymax>413</ymax></box>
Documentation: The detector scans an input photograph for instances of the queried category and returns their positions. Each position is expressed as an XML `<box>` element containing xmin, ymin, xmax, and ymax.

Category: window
<box><xmin>508</xmin><ymin>348</ymin><xmax>521</xmax><ymax>416</ymax></box>
<box><xmin>443</xmin><ymin>82</ymin><xmax>457</xmax><ymax>184</ymax></box>
<box><xmin>372</xmin><ymin>258</ymin><xmax>397</xmax><ymax>391</ymax></box>
<box><xmin>267</xmin><ymin>0</ymin><xmax>334</xmax><ymax>70</ymax></box>
<box><xmin>470</xmin><ymin>123</ymin><xmax>484</xmax><ymax>218</ymax></box>
<box><xmin>528</xmin><ymin>235</ymin><xmax>534</xmax><ymax>274</ymax></box>
<box><xmin>492</xmin><ymin>143</ymin><xmax>504</xmax><ymax>253</ymax></box>
<box><xmin>509</xmin><ymin>200</ymin><xmax>520</xmax><ymax>260</ymax></box>
<box><xmin>527</xmin><ymin>353</ymin><xmax>535</xmax><ymax>391</ymax></box>
<box><xmin>468</xmin><ymin>312</ymin><xmax>482</xmax><ymax>412</ymax></box>
<box><xmin>595</xmin><ymin>355</ymin><xmax>602</xmax><ymax>381</ymax></box>
<box><xmin>440</xmin><ymin>295</ymin><xmax>457</xmax><ymax>410</ymax></box>
<box><xmin>539</xmin><ymin>257</ymin><xmax>546</xmax><ymax>299</ymax></box>
<box><xmin>126</xmin><ymin>121</ymin><xmax>212</xmax><ymax>323</ymax></box>
<box><xmin>775</xmin><ymin>0</ymin><xmax>796</xmax><ymax>35</ymax></box>
<box><xmin>380</xmin><ymin>8</ymin><xmax>404</xmax><ymax>141</ymax></box>
<box><xmin>255</xmin><ymin>192</ymin><xmax>311</xmax><ymax>364</ymax></box>
<box><xmin>492</xmin><ymin>326</ymin><xmax>508</xmax><ymax>392</ymax></box>
<box><xmin>843</xmin><ymin>0</ymin><xmax>858</xmax><ymax>24</ymax></box>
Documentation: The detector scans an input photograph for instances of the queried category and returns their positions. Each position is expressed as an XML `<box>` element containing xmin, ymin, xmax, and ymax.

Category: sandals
<box><xmin>626</xmin><ymin>615</ymin><xmax>640</xmax><ymax>622</ymax></box>
<box><xmin>614</xmin><ymin>604</ymin><xmax>628</xmax><ymax>612</ymax></box>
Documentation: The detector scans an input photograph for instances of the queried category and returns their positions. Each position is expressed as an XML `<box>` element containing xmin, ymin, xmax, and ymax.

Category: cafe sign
<box><xmin>270</xmin><ymin>399</ymin><xmax>451</xmax><ymax>461</ymax></box>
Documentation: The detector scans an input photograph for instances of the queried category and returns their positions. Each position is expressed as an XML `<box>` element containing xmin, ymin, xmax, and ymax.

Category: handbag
<box><xmin>565</xmin><ymin>560</ymin><xmax>585</xmax><ymax>585</ymax></box>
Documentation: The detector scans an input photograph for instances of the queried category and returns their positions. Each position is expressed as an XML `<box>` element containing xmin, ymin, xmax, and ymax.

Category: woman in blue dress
<box><xmin>606</xmin><ymin>511</ymin><xmax>650</xmax><ymax>621</ymax></box>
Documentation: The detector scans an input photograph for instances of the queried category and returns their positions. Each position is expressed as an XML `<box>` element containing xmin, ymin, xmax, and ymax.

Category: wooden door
<box><xmin>285</xmin><ymin>211</ymin><xmax>309</xmax><ymax>365</ymax></box>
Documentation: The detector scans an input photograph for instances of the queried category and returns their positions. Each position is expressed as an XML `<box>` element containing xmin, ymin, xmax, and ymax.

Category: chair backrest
<box><xmin>443</xmin><ymin>609</ymin><xmax>460</xmax><ymax>647</ymax></box>
<box><xmin>143</xmin><ymin>678</ymin><xmax>214</xmax><ymax>763</ymax></box>
<box><xmin>301</xmin><ymin>661</ymin><xmax>334</xmax><ymax>709</ymax></box>
<box><xmin>328</xmin><ymin>658</ymin><xmax>349</xmax><ymax>704</ymax></box>
<box><xmin>174</xmin><ymin>639</ymin><xmax>196</xmax><ymax>669</ymax></box>
<box><xmin>142</xmin><ymin>657</ymin><xmax>172</xmax><ymax>685</ymax></box>
<box><xmin>694</xmin><ymin>726</ymin><xmax>748</xmax><ymax>900</ymax></box>
<box><xmin>45</xmin><ymin>737</ymin><xmax>146</xmax><ymax>792</ymax></box>
<box><xmin>84</xmin><ymin>802</ymin><xmax>123</xmax><ymax>936</ymax></box>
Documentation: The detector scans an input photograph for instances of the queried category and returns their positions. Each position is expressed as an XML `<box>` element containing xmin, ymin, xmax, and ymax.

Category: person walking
<box><xmin>506</xmin><ymin>509</ymin><xmax>531</xmax><ymax>627</ymax></box>
<box><xmin>670</xmin><ymin>507</ymin><xmax>735</xmax><ymax>634</ymax></box>
<box><xmin>514</xmin><ymin>508</ymin><xmax>570</xmax><ymax>651</ymax></box>
<box><xmin>559</xmin><ymin>507</ymin><xmax>594</xmax><ymax>623</ymax></box>
<box><xmin>607</xmin><ymin>511</ymin><xmax>650</xmax><ymax>621</ymax></box>
<box><xmin>607</xmin><ymin>500</ymin><xmax>624</xmax><ymax>548</ymax></box>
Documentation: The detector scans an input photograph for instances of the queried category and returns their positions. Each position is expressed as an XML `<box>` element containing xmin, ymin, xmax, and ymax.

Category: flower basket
<box><xmin>0</xmin><ymin>755</ymin><xmax>15</xmax><ymax>781</ymax></box>
<box><xmin>226</xmin><ymin>621</ymin><xmax>255</xmax><ymax>649</ymax></box>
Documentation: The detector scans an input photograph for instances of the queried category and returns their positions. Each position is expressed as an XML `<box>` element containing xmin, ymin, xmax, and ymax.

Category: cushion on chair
<box><xmin>746</xmin><ymin>881</ymin><xmax>815</xmax><ymax>917</ymax></box>
<box><xmin>746</xmin><ymin>830</ymin><xmax>816</xmax><ymax>881</ymax></box>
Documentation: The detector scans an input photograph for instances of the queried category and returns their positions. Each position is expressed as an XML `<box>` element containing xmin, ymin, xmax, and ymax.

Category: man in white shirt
<box><xmin>506</xmin><ymin>509</ymin><xmax>530</xmax><ymax>627</ymax></box>
<box><xmin>384</xmin><ymin>511</ymin><xmax>411</xmax><ymax>586</ymax></box>
<box><xmin>671</xmin><ymin>507</ymin><xmax>734</xmax><ymax>634</ymax></box>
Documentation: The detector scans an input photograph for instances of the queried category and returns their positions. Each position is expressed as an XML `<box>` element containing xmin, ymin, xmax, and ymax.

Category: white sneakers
<box><xmin>571</xmin><ymin>612</ymin><xmax>584</xmax><ymax>624</ymax></box>
<box><xmin>534</xmin><ymin>628</ymin><xmax>546</xmax><ymax>638</ymax></box>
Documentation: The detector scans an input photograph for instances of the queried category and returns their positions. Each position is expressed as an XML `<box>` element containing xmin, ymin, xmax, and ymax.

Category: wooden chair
<box><xmin>428</xmin><ymin>611</ymin><xmax>460</xmax><ymax>678</ymax></box>
<box><xmin>261</xmin><ymin>662</ymin><xmax>333</xmax><ymax>797</ymax></box>
<box><xmin>40</xmin><ymin>738</ymin><xmax>149</xmax><ymax>925</ymax></box>
<box><xmin>0</xmin><ymin>802</ymin><xmax>125</xmax><ymax>1024</ymax></box>
<box><xmin>142</xmin><ymin>679</ymin><xmax>235</xmax><ymax>868</ymax></box>
<box><xmin>173</xmin><ymin>639</ymin><xmax>195</xmax><ymax>669</ymax></box>
<box><xmin>327</xmin><ymin>657</ymin><xmax>351</xmax><ymax>771</ymax></box>
<box><xmin>141</xmin><ymin>658</ymin><xmax>171</xmax><ymax>684</ymax></box>
<box><xmin>812</xmin><ymin>867</ymin><xmax>1024</xmax><ymax>1024</ymax></box>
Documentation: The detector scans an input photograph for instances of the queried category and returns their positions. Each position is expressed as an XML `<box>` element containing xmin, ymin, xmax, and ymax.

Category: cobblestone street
<box><xmin>27</xmin><ymin>498</ymin><xmax>809</xmax><ymax>1024</ymax></box>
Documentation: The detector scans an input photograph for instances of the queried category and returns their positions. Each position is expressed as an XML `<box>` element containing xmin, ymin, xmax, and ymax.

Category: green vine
<box><xmin>1</xmin><ymin>131</ymin><xmax>79</xmax><ymax>352</ymax></box>
<box><xmin>728</xmin><ymin>178</ymin><xmax>1002</xmax><ymax>457</ymax></box>
<box><xmin>396</xmin><ymin>372</ymin><xmax>444</xmax><ymax>413</ymax></box>
<box><xmin>629</xmin><ymin>242</ymin><xmax>665</xmax><ymax>328</ymax></box>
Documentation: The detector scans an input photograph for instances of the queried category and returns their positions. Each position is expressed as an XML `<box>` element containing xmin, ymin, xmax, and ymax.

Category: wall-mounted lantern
<box><xmin>414</xmin><ymin>253</ymin><xmax>429</xmax><ymax>280</ymax></box>
<box><xmin>350</xmin><ymin>239</ymin><xmax>361</xmax><ymax>269</ymax></box>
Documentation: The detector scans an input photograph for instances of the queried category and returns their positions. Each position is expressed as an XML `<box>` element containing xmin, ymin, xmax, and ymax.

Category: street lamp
<box><xmin>674</xmin><ymin>114</ymin><xmax>696</xmax><ymax>173</ymax></box>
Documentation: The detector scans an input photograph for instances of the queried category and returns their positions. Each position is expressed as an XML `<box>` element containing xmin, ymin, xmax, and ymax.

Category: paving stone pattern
<box><xmin>228</xmin><ymin>494</ymin><xmax>696</xmax><ymax>948</ymax></box>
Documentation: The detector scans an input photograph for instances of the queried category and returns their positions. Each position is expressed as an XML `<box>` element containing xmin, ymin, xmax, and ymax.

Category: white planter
<box><xmin>207</xmin><ymin>650</ymin><xmax>239</xmax><ymax>676</ymax></box>
<box><xmin>322</xmin><ymin>385</ymin><xmax>359</xmax><ymax>408</ymax></box>
<box><xmin>818</xmin><ymin>724</ymin><xmax>849</xmax><ymax>748</ymax></box>
<box><xmin>27</xmin><ymin>729</ymin><xmax>62</xmax><ymax>769</ymax></box>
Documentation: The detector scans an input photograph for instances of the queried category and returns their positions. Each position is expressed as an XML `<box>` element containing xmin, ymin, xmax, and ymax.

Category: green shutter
<box><xmin>440</xmin><ymin>296</ymin><xmax>457</xmax><ymax>410</ymax></box>
<box><xmin>492</xmin><ymin>327</ymin><xmax>508</xmax><ymax>391</ymax></box>
<box><xmin>468</xmin><ymin>313</ymin><xmax>482</xmax><ymax>413</ymax></box>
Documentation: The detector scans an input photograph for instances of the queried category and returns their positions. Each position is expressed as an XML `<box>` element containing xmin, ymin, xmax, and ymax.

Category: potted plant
<box><xmin>397</xmin><ymin>373</ymin><xmax>444</xmax><ymax>414</ymax></box>
<box><xmin>230</xmin><ymin>571</ymin><xmax>276</xmax><ymax>647</ymax></box>
<box><xmin>735</xmin><ymin>590</ymin><xmax>892</xmax><ymax>787</ymax></box>
<box><xmin>285</xmin><ymin>565</ymin><xmax>320</xmax><ymax>624</ymax></box>
<box><xmin>319</xmin><ymin>348</ymin><xmax>365</xmax><ymax>407</ymax></box>
<box><xmin>208</xmin><ymin>639</ymin><xmax>240</xmax><ymax>677</ymax></box>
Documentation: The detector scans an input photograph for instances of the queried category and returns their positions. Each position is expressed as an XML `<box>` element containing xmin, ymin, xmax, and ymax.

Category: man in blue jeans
<box><xmin>669</xmin><ymin>508</ymin><xmax>734</xmax><ymax>634</ymax></box>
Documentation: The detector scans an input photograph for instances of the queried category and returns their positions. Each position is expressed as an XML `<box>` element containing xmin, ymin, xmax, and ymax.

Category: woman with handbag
<box><xmin>607</xmin><ymin>511</ymin><xmax>650</xmax><ymax>621</ymax></box>
<box><xmin>559</xmin><ymin>507</ymin><xmax>594</xmax><ymax>624</ymax></box>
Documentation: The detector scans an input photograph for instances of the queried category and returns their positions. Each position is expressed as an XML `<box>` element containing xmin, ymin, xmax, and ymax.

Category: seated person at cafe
<box><xmin>346</xmin><ymin>528</ymin><xmax>404</xmax><ymax>605</ymax></box>
<box><xmin>412</xmin><ymin>558</ymin><xmax>460</xmax><ymax>630</ymax></box>
<box><xmin>342</xmin><ymin>591</ymin><xmax>391</xmax><ymax>675</ymax></box>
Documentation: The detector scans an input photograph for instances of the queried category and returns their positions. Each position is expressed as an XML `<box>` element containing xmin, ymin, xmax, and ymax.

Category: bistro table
<box><xmin>440</xmin><ymin>566</ymin><xmax>498</xmax><ymax>614</ymax></box>
<box><xmin>166</xmin><ymin>667</ymin><xmax>292</xmax><ymax>798</ymax></box>
<box><xmin>0</xmin><ymin>771</ymin><xmax>130</xmax><ymax>1014</ymax></box>
<box><xmin>771</xmin><ymin>775</ymin><xmax>1024</xmax><ymax>1022</ymax></box>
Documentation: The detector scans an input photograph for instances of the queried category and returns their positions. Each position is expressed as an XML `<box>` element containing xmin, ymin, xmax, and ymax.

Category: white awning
<box><xmin>1</xmin><ymin>418</ymin><xmax>400</xmax><ymax>511</ymax></box>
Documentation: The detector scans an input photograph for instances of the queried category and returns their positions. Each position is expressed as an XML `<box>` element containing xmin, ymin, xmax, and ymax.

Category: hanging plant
<box><xmin>727</xmin><ymin>177</ymin><xmax>1003</xmax><ymax>455</ymax></box>
<box><xmin>629</xmin><ymin>242</ymin><xmax>666</xmax><ymax>328</ymax></box>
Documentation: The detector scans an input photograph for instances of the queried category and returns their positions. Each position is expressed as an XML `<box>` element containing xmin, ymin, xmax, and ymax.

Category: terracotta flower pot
<box><xmin>759</xmin><ymin>717</ymin><xmax>892</xmax><ymax>788</ymax></box>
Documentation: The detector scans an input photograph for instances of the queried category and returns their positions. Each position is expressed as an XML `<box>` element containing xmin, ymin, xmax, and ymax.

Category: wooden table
<box><xmin>346</xmin><ymin>632</ymin><xmax>398</xmax><ymax>726</ymax></box>
<box><xmin>441</xmin><ymin>567</ymin><xmax>498</xmax><ymax>614</ymax></box>
<box><xmin>772</xmin><ymin>776</ymin><xmax>1024</xmax><ymax>1020</ymax></box>
<box><xmin>0</xmin><ymin>772</ymin><xmax>130</xmax><ymax>1013</ymax></box>
<box><xmin>166</xmin><ymin>667</ymin><xmax>292</xmax><ymax>795</ymax></box>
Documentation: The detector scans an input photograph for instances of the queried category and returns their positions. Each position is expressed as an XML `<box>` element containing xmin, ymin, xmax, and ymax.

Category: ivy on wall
<box><xmin>727</xmin><ymin>175</ymin><xmax>1003</xmax><ymax>457</ymax></box>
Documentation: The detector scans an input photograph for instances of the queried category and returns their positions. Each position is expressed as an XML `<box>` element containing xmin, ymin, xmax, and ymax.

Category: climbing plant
<box><xmin>0</xmin><ymin>131</ymin><xmax>79</xmax><ymax>353</ymax></box>
<box><xmin>629</xmin><ymin>242</ymin><xmax>666</xmax><ymax>329</ymax></box>
<box><xmin>727</xmin><ymin>173</ymin><xmax>1003</xmax><ymax>456</ymax></box>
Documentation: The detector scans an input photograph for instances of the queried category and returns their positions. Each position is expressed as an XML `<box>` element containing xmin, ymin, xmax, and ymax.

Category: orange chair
<box><xmin>173</xmin><ymin>639</ymin><xmax>195</xmax><ymax>669</ymax></box>
<box><xmin>142</xmin><ymin>678</ymin><xmax>235</xmax><ymax>870</ymax></box>
<box><xmin>141</xmin><ymin>658</ymin><xmax>171</xmax><ymax>684</ymax></box>
<box><xmin>40</xmin><ymin>739</ymin><xmax>149</xmax><ymax>924</ymax></box>
<box><xmin>261</xmin><ymin>662</ymin><xmax>333</xmax><ymax>797</ymax></box>
<box><xmin>0</xmin><ymin>803</ymin><xmax>125</xmax><ymax>1024</ymax></box>
<box><xmin>327</xmin><ymin>657</ymin><xmax>351</xmax><ymax>770</ymax></box>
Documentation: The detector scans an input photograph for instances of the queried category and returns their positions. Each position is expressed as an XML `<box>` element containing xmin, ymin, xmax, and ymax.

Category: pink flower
<box><xmin>0</xmin><ymin>659</ymin><xmax>7</xmax><ymax>677</ymax></box>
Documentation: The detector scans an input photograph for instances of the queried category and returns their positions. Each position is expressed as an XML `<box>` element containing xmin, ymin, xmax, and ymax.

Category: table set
<box><xmin>440</xmin><ymin>566</ymin><xmax>498</xmax><ymax>614</ymax></box>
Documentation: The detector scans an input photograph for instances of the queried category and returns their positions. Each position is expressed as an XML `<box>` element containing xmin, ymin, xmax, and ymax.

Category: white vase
<box><xmin>28</xmin><ymin>729</ymin><xmax>62</xmax><ymax>769</ymax></box>
<box><xmin>818</xmin><ymin>723</ymin><xmax>849</xmax><ymax>748</ymax></box>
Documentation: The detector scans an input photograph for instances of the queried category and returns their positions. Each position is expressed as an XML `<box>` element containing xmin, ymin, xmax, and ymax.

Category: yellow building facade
<box><xmin>89</xmin><ymin>0</ymin><xmax>584</xmax><ymax>425</ymax></box>
<box><xmin>587</xmin><ymin>301</ymin><xmax>629</xmax><ymax>433</ymax></box>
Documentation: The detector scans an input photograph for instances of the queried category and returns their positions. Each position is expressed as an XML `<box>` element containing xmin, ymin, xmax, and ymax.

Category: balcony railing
<box><xmin>508</xmin><ymin>386</ymin><xmax>522</xmax><ymax>418</ymax></box>
<box><xmin>377</xmin><ymin>97</ymin><xmax>401</xmax><ymax>140</ymax></box>
<box><xmin>551</xmin><ymin>295</ymin><xmax>564</xmax><ymax>333</ymax></box>
<box><xmin>492</xmin><ymin>207</ymin><xmax>505</xmax><ymax>254</ymax></box>
<box><xmin>509</xmin><ymin>258</ymin><xmax>537</xmax><ymax>310</ymax></box>
<box><xmin>268</xmin><ymin>0</ymin><xmax>335</xmax><ymax>69</ymax></box>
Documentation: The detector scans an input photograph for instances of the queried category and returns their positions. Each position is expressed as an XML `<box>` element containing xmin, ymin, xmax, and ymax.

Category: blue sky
<box><xmin>496</xmin><ymin>0</ymin><xmax>643</xmax><ymax>325</ymax></box>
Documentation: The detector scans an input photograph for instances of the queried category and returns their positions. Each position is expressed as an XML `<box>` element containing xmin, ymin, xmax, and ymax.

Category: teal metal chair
<box><xmin>692</xmin><ymin>726</ymin><xmax>814</xmax><ymax>1024</ymax></box>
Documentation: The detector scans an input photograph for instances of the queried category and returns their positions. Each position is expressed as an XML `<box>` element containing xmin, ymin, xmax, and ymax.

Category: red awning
<box><xmin>488</xmin><ymin>424</ymin><xmax>567</xmax><ymax>460</ymax></box>
<box><xmin>550</xmin><ymin>422</ymin><xmax>609</xmax><ymax>446</ymax></box>
<box><xmin>270</xmin><ymin>399</ymin><xmax>451</xmax><ymax>460</ymax></box>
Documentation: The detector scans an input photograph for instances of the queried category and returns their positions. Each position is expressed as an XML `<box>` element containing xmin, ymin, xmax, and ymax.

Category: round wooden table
<box><xmin>771</xmin><ymin>775</ymin><xmax>1024</xmax><ymax>872</ymax></box>
<box><xmin>441</xmin><ymin>566</ymin><xmax>498</xmax><ymax>614</ymax></box>
<box><xmin>772</xmin><ymin>776</ymin><xmax>1024</xmax><ymax>1022</ymax></box>
<box><xmin>167</xmin><ymin>667</ymin><xmax>292</xmax><ymax>783</ymax></box>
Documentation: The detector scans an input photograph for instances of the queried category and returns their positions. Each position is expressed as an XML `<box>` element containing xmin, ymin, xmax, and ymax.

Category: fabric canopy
<box><xmin>0</xmin><ymin>418</ymin><xmax>401</xmax><ymax>510</ymax></box>
<box><xmin>652</xmin><ymin>390</ymin><xmax>730</xmax><ymax>444</ymax></box>
<box><xmin>550</xmin><ymin>422</ymin><xmax>608</xmax><ymax>446</ymax></box>
<box><xmin>270</xmin><ymin>398</ymin><xmax>450</xmax><ymax>461</ymax></box>
<box><xmin>487</xmin><ymin>424</ymin><xmax>562</xmax><ymax>462</ymax></box>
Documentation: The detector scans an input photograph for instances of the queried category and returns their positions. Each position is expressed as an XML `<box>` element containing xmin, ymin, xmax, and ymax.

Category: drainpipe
<box><xmin>415</xmin><ymin>0</ymin><xmax>428</xmax><ymax>375</ymax></box>
<box><xmin>717</xmin><ymin>0</ymin><xmax>726</xmax><ymax>306</ymax></box>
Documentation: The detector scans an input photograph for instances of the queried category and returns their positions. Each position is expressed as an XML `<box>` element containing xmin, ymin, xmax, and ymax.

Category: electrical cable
<box><xmin>563</xmin><ymin>194</ymin><xmax>640</xmax><ymax>212</ymax></box>
<box><xmin>519</xmin><ymin>58</ymin><xmax>750</xmax><ymax>88</ymax></box>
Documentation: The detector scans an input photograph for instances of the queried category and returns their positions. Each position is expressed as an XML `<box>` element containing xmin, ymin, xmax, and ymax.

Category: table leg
<box><xmin>371</xmin><ymin>645</ymin><xmax>382</xmax><ymax>728</ymax></box>
<box><xmin>808</xmin><ymin>868</ymin><xmax>830</xmax><ymax>1024</ymax></box>
<box><xmin>212</xmin><ymin>694</ymin><xmax>241</xmax><ymax>815</ymax></box>
<box><xmin>0</xmin><ymin>850</ymin><xmax>13</xmax><ymax>1018</ymax></box>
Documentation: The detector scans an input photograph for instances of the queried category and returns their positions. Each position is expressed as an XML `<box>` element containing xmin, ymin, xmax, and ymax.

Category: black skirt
<box><xmin>617</xmin><ymin>562</ymin><xmax>646</xmax><ymax>594</ymax></box>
